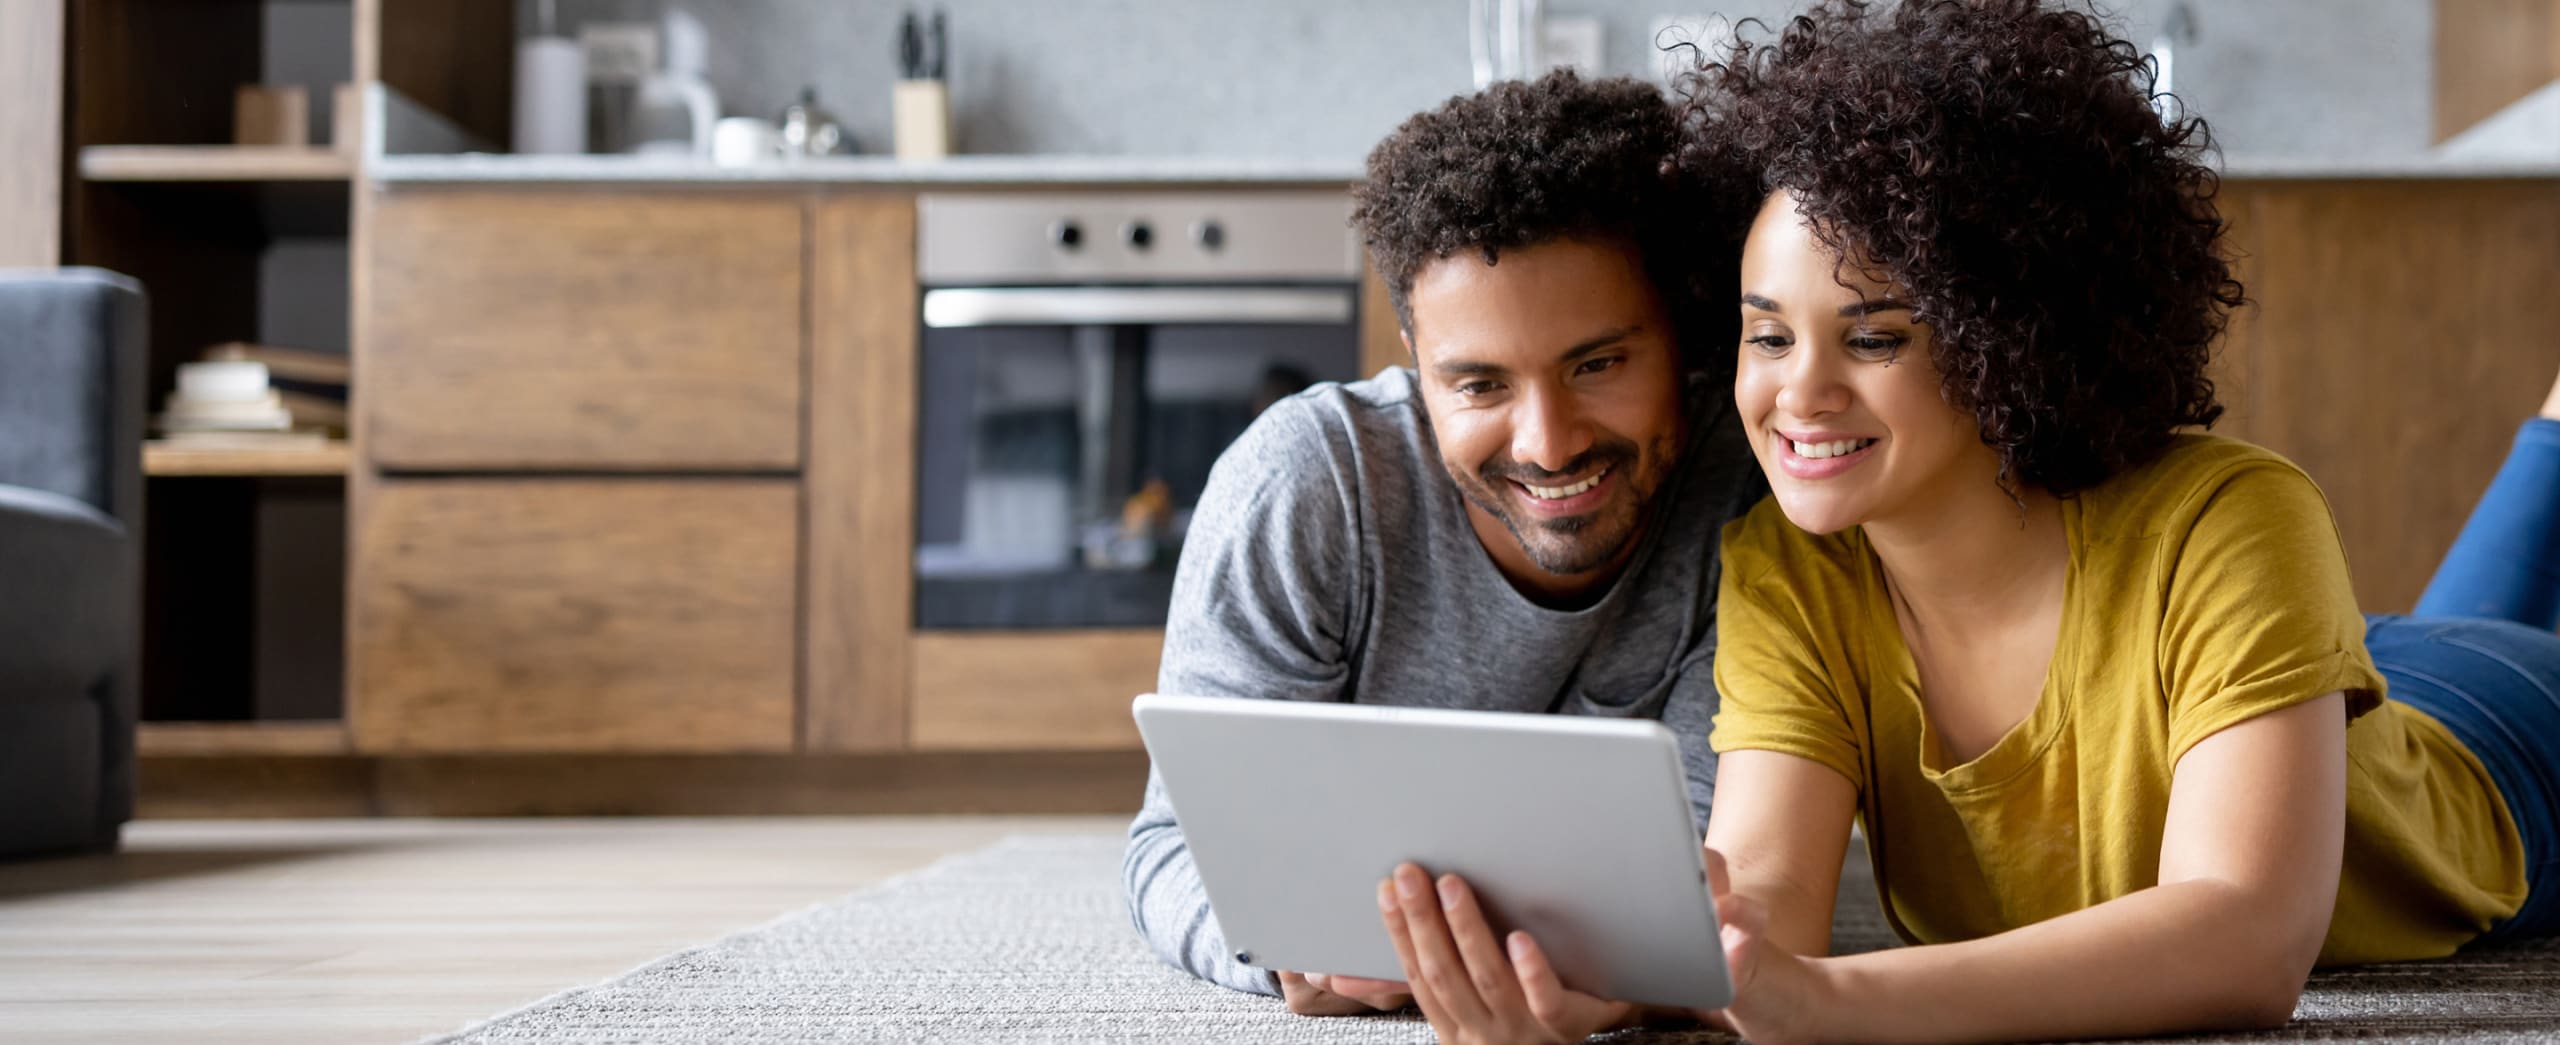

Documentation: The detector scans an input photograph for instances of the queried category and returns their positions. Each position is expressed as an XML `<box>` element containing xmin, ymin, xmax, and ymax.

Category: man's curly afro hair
<box><xmin>1676</xmin><ymin>0</ymin><xmax>2242</xmax><ymax>496</ymax></box>
<box><xmin>1353</xmin><ymin>69</ymin><xmax>1749</xmax><ymax>374</ymax></box>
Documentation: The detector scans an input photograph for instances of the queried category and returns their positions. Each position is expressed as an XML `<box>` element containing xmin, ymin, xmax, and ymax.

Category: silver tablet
<box><xmin>1131</xmin><ymin>692</ymin><xmax>1734</xmax><ymax>1010</ymax></box>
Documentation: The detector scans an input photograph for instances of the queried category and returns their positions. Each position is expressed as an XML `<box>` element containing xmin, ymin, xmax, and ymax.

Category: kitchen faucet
<box><xmin>2149</xmin><ymin>1</ymin><xmax>2199</xmax><ymax>123</ymax></box>
<box><xmin>1470</xmin><ymin>0</ymin><xmax>1547</xmax><ymax>87</ymax></box>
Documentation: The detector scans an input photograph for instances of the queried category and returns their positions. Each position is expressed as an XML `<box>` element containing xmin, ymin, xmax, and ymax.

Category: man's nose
<box><xmin>1511</xmin><ymin>386</ymin><xmax>1596</xmax><ymax>474</ymax></box>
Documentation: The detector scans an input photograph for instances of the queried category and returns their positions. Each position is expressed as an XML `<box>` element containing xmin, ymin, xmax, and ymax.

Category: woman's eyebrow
<box><xmin>1740</xmin><ymin>293</ymin><xmax>1910</xmax><ymax>317</ymax></box>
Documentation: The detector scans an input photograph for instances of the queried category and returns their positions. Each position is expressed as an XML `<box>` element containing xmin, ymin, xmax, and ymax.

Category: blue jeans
<box><xmin>2368</xmin><ymin>418</ymin><xmax>2560</xmax><ymax>941</ymax></box>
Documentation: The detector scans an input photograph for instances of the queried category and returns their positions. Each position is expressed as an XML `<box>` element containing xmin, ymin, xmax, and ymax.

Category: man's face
<box><xmin>1405</xmin><ymin>238</ymin><xmax>1688</xmax><ymax>600</ymax></box>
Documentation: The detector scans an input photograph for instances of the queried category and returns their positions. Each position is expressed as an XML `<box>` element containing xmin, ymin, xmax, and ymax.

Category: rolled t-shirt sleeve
<box><xmin>1123</xmin><ymin>401</ymin><xmax>1361</xmax><ymax>997</ymax></box>
<box><xmin>2155</xmin><ymin>460</ymin><xmax>2387</xmax><ymax>762</ymax></box>
<box><xmin>1708</xmin><ymin>514</ymin><xmax>1865</xmax><ymax>793</ymax></box>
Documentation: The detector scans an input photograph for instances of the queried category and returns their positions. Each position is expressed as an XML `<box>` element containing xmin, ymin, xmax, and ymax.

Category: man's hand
<box><xmin>1381</xmin><ymin>862</ymin><xmax>1640</xmax><ymax>1044</ymax></box>
<box><xmin>1277</xmin><ymin>970</ymin><xmax>1413</xmax><ymax>1015</ymax></box>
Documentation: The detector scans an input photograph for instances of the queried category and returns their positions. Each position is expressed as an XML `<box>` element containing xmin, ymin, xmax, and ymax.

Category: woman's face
<box><xmin>1734</xmin><ymin>190</ymin><xmax>1993</xmax><ymax>536</ymax></box>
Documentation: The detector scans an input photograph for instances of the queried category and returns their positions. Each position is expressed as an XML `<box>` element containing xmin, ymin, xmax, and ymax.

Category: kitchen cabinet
<box><xmin>351</xmin><ymin>477</ymin><xmax>800</xmax><ymax>753</ymax></box>
<box><xmin>2214</xmin><ymin>179</ymin><xmax>2560</xmax><ymax>613</ymax></box>
<box><xmin>804</xmin><ymin>194</ymin><xmax>917</xmax><ymax>754</ymax></box>
<box><xmin>195</xmin><ymin>171</ymin><xmax>2560</xmax><ymax>810</ymax></box>
<box><xmin>907</xmin><ymin>631</ymin><xmax>1164</xmax><ymax>751</ymax></box>
<box><xmin>365</xmin><ymin>192</ymin><xmax>805</xmax><ymax>471</ymax></box>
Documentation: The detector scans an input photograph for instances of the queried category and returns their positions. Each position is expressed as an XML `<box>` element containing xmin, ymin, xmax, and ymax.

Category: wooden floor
<box><xmin>0</xmin><ymin>815</ymin><xmax>1129</xmax><ymax>1044</ymax></box>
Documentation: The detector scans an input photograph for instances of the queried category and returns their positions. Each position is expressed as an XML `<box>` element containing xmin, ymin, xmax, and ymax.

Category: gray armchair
<box><xmin>0</xmin><ymin>268</ymin><xmax>144</xmax><ymax>858</ymax></box>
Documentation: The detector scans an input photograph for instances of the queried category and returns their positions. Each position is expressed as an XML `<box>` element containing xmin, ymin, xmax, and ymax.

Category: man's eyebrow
<box><xmin>1558</xmin><ymin>325</ymin><xmax>1640</xmax><ymax>362</ymax></box>
<box><xmin>1432</xmin><ymin>359</ymin><xmax>1509</xmax><ymax>378</ymax></box>
<box><xmin>1429</xmin><ymin>325</ymin><xmax>1643</xmax><ymax>378</ymax></box>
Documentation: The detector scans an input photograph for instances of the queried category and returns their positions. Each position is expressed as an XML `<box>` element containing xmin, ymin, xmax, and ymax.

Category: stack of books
<box><xmin>205</xmin><ymin>342</ymin><xmax>348</xmax><ymax>431</ymax></box>
<box><xmin>154</xmin><ymin>342</ymin><xmax>350</xmax><ymax>449</ymax></box>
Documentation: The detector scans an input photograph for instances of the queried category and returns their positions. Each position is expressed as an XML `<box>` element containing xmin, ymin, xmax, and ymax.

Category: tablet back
<box><xmin>1132</xmin><ymin>692</ymin><xmax>1732</xmax><ymax>1010</ymax></box>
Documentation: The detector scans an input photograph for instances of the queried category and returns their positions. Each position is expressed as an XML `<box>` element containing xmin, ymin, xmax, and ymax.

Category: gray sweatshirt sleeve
<box><xmin>1661</xmin><ymin>645</ymin><xmax>1722</xmax><ymax>833</ymax></box>
<box><xmin>1661</xmin><ymin>428</ymin><xmax>1758</xmax><ymax>834</ymax></box>
<box><xmin>1123</xmin><ymin>403</ymin><xmax>1360</xmax><ymax>997</ymax></box>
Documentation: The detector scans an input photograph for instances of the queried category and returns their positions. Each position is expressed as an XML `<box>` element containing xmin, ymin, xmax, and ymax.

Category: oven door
<box><xmin>915</xmin><ymin>284</ymin><xmax>1364</xmax><ymax>629</ymax></box>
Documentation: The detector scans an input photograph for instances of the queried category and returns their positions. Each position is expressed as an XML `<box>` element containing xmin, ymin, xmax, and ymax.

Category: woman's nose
<box><xmin>1773</xmin><ymin>348</ymin><xmax>1849</xmax><ymax>420</ymax></box>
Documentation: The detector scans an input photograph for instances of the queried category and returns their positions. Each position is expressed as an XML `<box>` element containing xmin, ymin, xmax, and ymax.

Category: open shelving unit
<box><xmin>144</xmin><ymin>439</ymin><xmax>354</xmax><ymax>478</ymax></box>
<box><xmin>62</xmin><ymin>0</ymin><xmax>363</xmax><ymax>746</ymax></box>
<box><xmin>81</xmin><ymin>145</ymin><xmax>357</xmax><ymax>182</ymax></box>
<box><xmin>137</xmin><ymin>720</ymin><xmax>353</xmax><ymax>757</ymax></box>
<box><xmin>59</xmin><ymin>0</ymin><xmax>511</xmax><ymax>755</ymax></box>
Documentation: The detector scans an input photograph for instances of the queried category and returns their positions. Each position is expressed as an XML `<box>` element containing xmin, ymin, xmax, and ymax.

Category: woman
<box><xmin>1369</xmin><ymin>3</ymin><xmax>2560</xmax><ymax>1042</ymax></box>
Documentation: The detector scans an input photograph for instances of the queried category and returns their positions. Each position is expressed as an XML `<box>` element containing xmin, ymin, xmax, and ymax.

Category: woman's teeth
<box><xmin>1791</xmin><ymin>437</ymin><xmax>1876</xmax><ymax>460</ymax></box>
<box><xmin>1523</xmin><ymin>469</ymin><xmax>1608</xmax><ymax>500</ymax></box>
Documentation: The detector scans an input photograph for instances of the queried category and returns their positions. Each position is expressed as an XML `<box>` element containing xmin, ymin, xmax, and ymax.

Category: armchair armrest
<box><xmin>0</xmin><ymin>483</ymin><xmax>133</xmax><ymax>692</ymax></box>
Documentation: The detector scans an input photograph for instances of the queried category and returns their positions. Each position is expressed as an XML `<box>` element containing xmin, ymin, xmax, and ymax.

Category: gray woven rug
<box><xmin>428</xmin><ymin>833</ymin><xmax>2560</xmax><ymax>1043</ymax></box>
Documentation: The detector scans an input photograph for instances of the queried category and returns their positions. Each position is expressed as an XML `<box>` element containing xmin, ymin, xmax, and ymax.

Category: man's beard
<box><xmin>1454</xmin><ymin>430</ymin><xmax>1678</xmax><ymax>577</ymax></box>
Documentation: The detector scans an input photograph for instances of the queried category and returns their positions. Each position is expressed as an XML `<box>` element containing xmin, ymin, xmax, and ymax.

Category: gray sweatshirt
<box><xmin>1121</xmin><ymin>365</ymin><xmax>1765</xmax><ymax>996</ymax></box>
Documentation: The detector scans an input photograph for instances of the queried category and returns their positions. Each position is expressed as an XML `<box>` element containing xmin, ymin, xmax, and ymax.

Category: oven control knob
<box><xmin>1050</xmin><ymin>220</ymin><xmax>1084</xmax><ymax>251</ymax></box>
<box><xmin>1192</xmin><ymin>220</ymin><xmax>1226</xmax><ymax>251</ymax></box>
<box><xmin>1124</xmin><ymin>220</ymin><xmax>1155</xmax><ymax>251</ymax></box>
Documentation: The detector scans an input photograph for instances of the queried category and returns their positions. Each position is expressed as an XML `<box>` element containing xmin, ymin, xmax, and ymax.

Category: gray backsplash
<box><xmin>526</xmin><ymin>0</ymin><xmax>2431</xmax><ymax>161</ymax></box>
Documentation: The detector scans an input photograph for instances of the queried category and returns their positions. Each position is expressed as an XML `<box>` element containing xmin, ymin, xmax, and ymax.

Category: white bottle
<box><xmin>631</xmin><ymin>9</ymin><xmax>717</xmax><ymax>157</ymax></box>
<box><xmin>513</xmin><ymin>0</ymin><xmax>587</xmax><ymax>155</ymax></box>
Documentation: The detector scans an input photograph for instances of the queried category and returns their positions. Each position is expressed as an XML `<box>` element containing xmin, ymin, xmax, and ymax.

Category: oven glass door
<box><xmin>915</xmin><ymin>285</ymin><xmax>1364</xmax><ymax>629</ymax></box>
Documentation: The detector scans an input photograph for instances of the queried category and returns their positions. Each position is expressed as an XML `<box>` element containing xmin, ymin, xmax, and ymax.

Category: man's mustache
<box><xmin>1477</xmin><ymin>442</ymin><xmax>1637</xmax><ymax>486</ymax></box>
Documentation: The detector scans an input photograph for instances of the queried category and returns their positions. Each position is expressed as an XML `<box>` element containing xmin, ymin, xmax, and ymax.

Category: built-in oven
<box><xmin>914</xmin><ymin>191</ymin><xmax>1367</xmax><ymax>629</ymax></box>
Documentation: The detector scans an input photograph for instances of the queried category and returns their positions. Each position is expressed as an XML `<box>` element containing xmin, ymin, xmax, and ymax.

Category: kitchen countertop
<box><xmin>369</xmin><ymin>153</ymin><xmax>1371</xmax><ymax>186</ymax></box>
<box><xmin>2217</xmin><ymin>154</ymin><xmax>2560</xmax><ymax>179</ymax></box>
<box><xmin>367</xmin><ymin>152</ymin><xmax>2560</xmax><ymax>186</ymax></box>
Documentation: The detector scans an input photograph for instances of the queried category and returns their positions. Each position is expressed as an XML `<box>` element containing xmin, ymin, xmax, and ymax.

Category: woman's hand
<box><xmin>1379</xmin><ymin>862</ymin><xmax>1640</xmax><ymax>1045</ymax></box>
<box><xmin>1701</xmin><ymin>846</ymin><xmax>1830</xmax><ymax>1045</ymax></box>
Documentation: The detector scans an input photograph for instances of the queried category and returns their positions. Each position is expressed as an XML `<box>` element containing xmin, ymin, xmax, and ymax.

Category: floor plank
<box><xmin>0</xmin><ymin>816</ymin><xmax>1128</xmax><ymax>1044</ymax></box>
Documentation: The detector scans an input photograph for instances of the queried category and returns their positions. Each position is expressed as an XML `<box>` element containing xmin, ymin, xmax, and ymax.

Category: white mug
<box><xmin>711</xmin><ymin>117</ymin><xmax>781</xmax><ymax>167</ymax></box>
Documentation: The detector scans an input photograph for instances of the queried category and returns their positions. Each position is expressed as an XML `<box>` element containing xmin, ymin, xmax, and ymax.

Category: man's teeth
<box><xmin>1791</xmin><ymin>437</ymin><xmax>1876</xmax><ymax>460</ymax></box>
<box><xmin>1522</xmin><ymin>469</ymin><xmax>1607</xmax><ymax>500</ymax></box>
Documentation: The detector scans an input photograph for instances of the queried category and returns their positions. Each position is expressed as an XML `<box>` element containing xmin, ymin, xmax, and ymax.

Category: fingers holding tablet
<box><xmin>1382</xmin><ymin>862</ymin><xmax>1641</xmax><ymax>1043</ymax></box>
<box><xmin>1279</xmin><ymin>970</ymin><xmax>1411</xmax><ymax>1015</ymax></box>
<box><xmin>1696</xmin><ymin>866</ymin><xmax>1830</xmax><ymax>1045</ymax></box>
<box><xmin>1390</xmin><ymin>864</ymin><xmax>1498</xmax><ymax>1028</ymax></box>
<box><xmin>1509</xmin><ymin>931</ymin><xmax>1647</xmax><ymax>1040</ymax></box>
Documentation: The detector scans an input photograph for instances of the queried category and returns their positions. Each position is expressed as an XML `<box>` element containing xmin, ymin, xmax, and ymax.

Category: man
<box><xmin>1122</xmin><ymin>70</ymin><xmax>1764</xmax><ymax>1015</ymax></box>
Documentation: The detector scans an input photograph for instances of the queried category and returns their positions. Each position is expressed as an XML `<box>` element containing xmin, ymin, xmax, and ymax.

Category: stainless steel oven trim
<box><xmin>917</xmin><ymin>192</ymin><xmax>1362</xmax><ymax>284</ymax></box>
<box><xmin>920</xmin><ymin>286</ymin><xmax>1355</xmax><ymax>329</ymax></box>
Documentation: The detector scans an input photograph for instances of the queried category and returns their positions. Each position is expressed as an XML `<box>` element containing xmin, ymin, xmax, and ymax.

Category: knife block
<box><xmin>894</xmin><ymin>79</ymin><xmax>951</xmax><ymax>161</ymax></box>
<box><xmin>235</xmin><ymin>85</ymin><xmax>310</xmax><ymax>147</ymax></box>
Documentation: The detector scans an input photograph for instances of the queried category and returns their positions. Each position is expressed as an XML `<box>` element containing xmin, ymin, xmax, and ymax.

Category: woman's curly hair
<box><xmin>1674</xmin><ymin>0</ymin><xmax>2241</xmax><ymax>496</ymax></box>
<box><xmin>1354</xmin><ymin>69</ymin><xmax>1749</xmax><ymax>375</ymax></box>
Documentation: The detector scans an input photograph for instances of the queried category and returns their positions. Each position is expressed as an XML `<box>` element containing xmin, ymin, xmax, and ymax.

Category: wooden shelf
<box><xmin>81</xmin><ymin>145</ymin><xmax>354</xmax><ymax>182</ymax></box>
<box><xmin>139</xmin><ymin>721</ymin><xmax>351</xmax><ymax>757</ymax></box>
<box><xmin>145</xmin><ymin>439</ymin><xmax>352</xmax><ymax>477</ymax></box>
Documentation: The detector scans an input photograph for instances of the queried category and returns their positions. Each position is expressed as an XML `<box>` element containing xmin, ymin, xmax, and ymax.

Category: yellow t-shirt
<box><xmin>1710</xmin><ymin>434</ymin><xmax>2527</xmax><ymax>964</ymax></box>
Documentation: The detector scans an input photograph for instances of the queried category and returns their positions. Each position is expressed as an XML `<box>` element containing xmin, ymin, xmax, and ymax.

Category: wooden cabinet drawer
<box><xmin>351</xmin><ymin>478</ymin><xmax>799</xmax><ymax>754</ymax></box>
<box><xmin>364</xmin><ymin>192</ymin><xmax>805</xmax><ymax>471</ymax></box>
<box><xmin>908</xmin><ymin>630</ymin><xmax>1160</xmax><ymax>751</ymax></box>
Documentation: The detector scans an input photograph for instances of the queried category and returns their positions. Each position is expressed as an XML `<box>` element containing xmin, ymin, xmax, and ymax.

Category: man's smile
<box><xmin>1509</xmin><ymin>467</ymin><xmax>1614</xmax><ymax>517</ymax></box>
